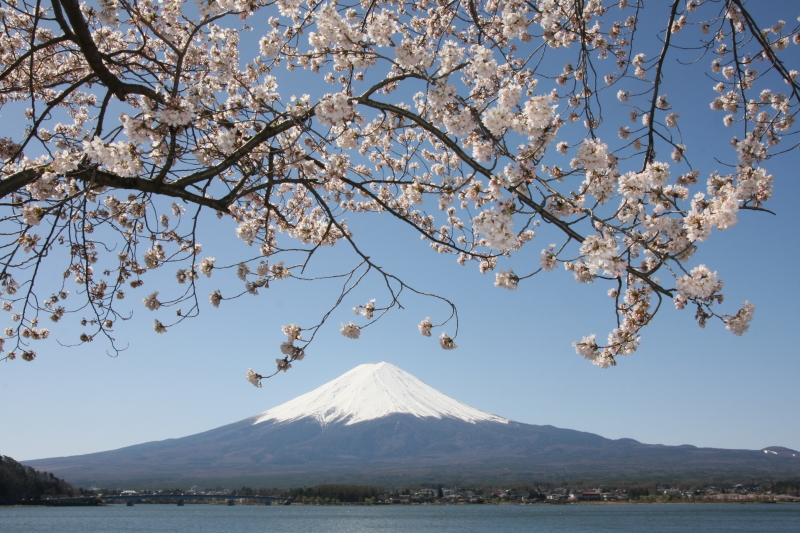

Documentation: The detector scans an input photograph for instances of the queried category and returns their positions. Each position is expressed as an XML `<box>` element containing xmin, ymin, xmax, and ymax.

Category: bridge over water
<box><xmin>100</xmin><ymin>494</ymin><xmax>291</xmax><ymax>506</ymax></box>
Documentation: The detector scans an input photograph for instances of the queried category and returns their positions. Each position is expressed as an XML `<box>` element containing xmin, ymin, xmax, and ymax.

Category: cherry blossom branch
<box><xmin>0</xmin><ymin>35</ymin><xmax>70</xmax><ymax>82</ymax></box>
<box><xmin>54</xmin><ymin>0</ymin><xmax>166</xmax><ymax>104</ymax></box>
<box><xmin>642</xmin><ymin>0</ymin><xmax>680</xmax><ymax>168</ymax></box>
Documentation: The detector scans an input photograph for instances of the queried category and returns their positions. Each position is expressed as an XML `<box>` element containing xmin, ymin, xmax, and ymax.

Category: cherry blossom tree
<box><xmin>0</xmin><ymin>0</ymin><xmax>796</xmax><ymax>383</ymax></box>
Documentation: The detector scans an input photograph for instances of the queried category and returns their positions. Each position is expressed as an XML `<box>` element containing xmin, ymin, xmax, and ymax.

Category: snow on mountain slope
<box><xmin>251</xmin><ymin>362</ymin><xmax>509</xmax><ymax>427</ymax></box>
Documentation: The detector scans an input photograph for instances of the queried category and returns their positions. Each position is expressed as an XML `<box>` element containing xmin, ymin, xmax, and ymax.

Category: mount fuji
<box><xmin>24</xmin><ymin>362</ymin><xmax>800</xmax><ymax>487</ymax></box>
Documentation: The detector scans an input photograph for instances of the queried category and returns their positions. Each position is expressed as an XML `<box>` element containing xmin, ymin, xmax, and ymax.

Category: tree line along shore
<box><xmin>3</xmin><ymin>456</ymin><xmax>798</xmax><ymax>506</ymax></box>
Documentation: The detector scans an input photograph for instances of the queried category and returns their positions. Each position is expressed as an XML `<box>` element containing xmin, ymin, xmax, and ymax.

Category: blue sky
<box><xmin>1</xmin><ymin>2</ymin><xmax>799</xmax><ymax>468</ymax></box>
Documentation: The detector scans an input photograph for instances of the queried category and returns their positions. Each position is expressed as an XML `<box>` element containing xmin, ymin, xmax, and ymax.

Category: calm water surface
<box><xmin>2</xmin><ymin>503</ymin><xmax>799</xmax><ymax>532</ymax></box>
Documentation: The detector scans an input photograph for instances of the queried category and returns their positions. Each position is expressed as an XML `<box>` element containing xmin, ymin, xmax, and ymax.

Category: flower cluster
<box><xmin>340</xmin><ymin>322</ymin><xmax>360</xmax><ymax>339</ymax></box>
<box><xmin>316</xmin><ymin>93</ymin><xmax>354</xmax><ymax>127</ymax></box>
<box><xmin>156</xmin><ymin>100</ymin><xmax>194</xmax><ymax>127</ymax></box>
<box><xmin>571</xmin><ymin>139</ymin><xmax>610</xmax><ymax>172</ymax></box>
<box><xmin>143</xmin><ymin>292</ymin><xmax>162</xmax><ymax>311</ymax></box>
<box><xmin>675</xmin><ymin>265</ymin><xmax>723</xmax><ymax>302</ymax></box>
<box><xmin>724</xmin><ymin>301</ymin><xmax>755</xmax><ymax>336</ymax></box>
<box><xmin>473</xmin><ymin>210</ymin><xmax>517</xmax><ymax>252</ymax></box>
<box><xmin>246</xmin><ymin>369</ymin><xmax>262</xmax><ymax>388</ymax></box>
<box><xmin>83</xmin><ymin>137</ymin><xmax>142</xmax><ymax>177</ymax></box>
<box><xmin>494</xmin><ymin>269</ymin><xmax>519</xmax><ymax>290</ymax></box>
<box><xmin>418</xmin><ymin>317</ymin><xmax>433</xmax><ymax>337</ymax></box>
<box><xmin>578</xmin><ymin>232</ymin><xmax>628</xmax><ymax>278</ymax></box>
<box><xmin>353</xmin><ymin>299</ymin><xmax>376</xmax><ymax>319</ymax></box>
<box><xmin>439</xmin><ymin>332</ymin><xmax>457</xmax><ymax>350</ymax></box>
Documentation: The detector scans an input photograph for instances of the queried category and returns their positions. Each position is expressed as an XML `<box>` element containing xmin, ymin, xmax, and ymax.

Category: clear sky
<box><xmin>1</xmin><ymin>2</ymin><xmax>799</xmax><ymax>466</ymax></box>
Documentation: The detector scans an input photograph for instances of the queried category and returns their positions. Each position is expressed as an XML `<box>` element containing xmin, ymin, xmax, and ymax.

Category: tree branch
<box><xmin>54</xmin><ymin>0</ymin><xmax>166</xmax><ymax>105</ymax></box>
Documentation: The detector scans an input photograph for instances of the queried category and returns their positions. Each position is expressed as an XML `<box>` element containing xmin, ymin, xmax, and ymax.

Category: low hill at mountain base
<box><xmin>0</xmin><ymin>455</ymin><xmax>77</xmax><ymax>503</ymax></box>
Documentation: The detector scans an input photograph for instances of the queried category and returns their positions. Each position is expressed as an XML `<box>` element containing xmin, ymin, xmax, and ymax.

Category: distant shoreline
<box><xmin>5</xmin><ymin>500</ymin><xmax>798</xmax><ymax>508</ymax></box>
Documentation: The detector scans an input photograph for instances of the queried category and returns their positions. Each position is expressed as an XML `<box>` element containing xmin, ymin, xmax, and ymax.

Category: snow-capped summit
<box><xmin>251</xmin><ymin>362</ymin><xmax>509</xmax><ymax>427</ymax></box>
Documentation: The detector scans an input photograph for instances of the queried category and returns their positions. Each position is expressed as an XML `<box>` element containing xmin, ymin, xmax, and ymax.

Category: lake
<box><xmin>2</xmin><ymin>503</ymin><xmax>799</xmax><ymax>532</ymax></box>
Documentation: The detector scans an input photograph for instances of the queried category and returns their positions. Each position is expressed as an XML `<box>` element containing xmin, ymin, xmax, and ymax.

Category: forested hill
<box><xmin>0</xmin><ymin>455</ymin><xmax>76</xmax><ymax>503</ymax></box>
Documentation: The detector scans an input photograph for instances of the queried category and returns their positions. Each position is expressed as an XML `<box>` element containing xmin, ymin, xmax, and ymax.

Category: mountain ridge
<box><xmin>22</xmin><ymin>363</ymin><xmax>800</xmax><ymax>487</ymax></box>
